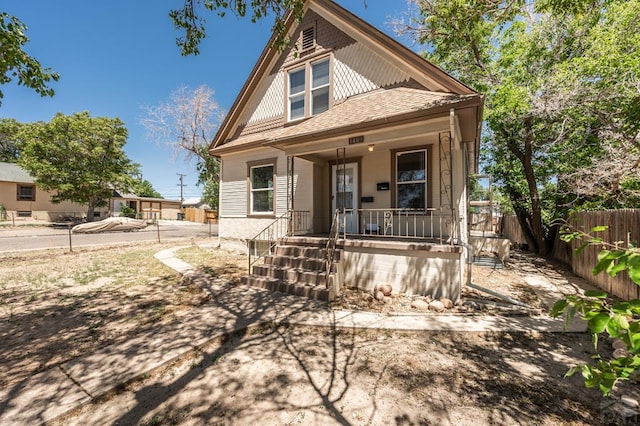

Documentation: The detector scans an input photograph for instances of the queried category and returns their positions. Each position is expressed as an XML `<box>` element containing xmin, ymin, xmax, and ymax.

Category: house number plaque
<box><xmin>348</xmin><ymin>135</ymin><xmax>365</xmax><ymax>145</ymax></box>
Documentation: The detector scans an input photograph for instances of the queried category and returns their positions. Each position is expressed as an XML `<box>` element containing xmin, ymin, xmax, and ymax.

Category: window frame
<box><xmin>286</xmin><ymin>55</ymin><xmax>332</xmax><ymax>122</ymax></box>
<box><xmin>17</xmin><ymin>184</ymin><xmax>35</xmax><ymax>202</ymax></box>
<box><xmin>247</xmin><ymin>158</ymin><xmax>277</xmax><ymax>218</ymax></box>
<box><xmin>391</xmin><ymin>147</ymin><xmax>431</xmax><ymax>211</ymax></box>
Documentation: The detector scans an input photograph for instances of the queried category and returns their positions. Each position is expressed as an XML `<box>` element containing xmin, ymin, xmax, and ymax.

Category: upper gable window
<box><xmin>287</xmin><ymin>57</ymin><xmax>331</xmax><ymax>122</ymax></box>
<box><xmin>311</xmin><ymin>60</ymin><xmax>330</xmax><ymax>115</ymax></box>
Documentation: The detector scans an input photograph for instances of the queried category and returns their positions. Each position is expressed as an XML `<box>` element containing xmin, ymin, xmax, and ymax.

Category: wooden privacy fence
<box><xmin>554</xmin><ymin>209</ymin><xmax>640</xmax><ymax>301</ymax></box>
<box><xmin>501</xmin><ymin>210</ymin><xmax>640</xmax><ymax>300</ymax></box>
<box><xmin>499</xmin><ymin>215</ymin><xmax>527</xmax><ymax>248</ymax></box>
<box><xmin>183</xmin><ymin>208</ymin><xmax>217</xmax><ymax>224</ymax></box>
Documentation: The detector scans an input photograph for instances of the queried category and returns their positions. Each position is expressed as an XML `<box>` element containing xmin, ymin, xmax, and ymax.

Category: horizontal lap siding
<box><xmin>220</xmin><ymin>150</ymin><xmax>301</xmax><ymax>240</ymax></box>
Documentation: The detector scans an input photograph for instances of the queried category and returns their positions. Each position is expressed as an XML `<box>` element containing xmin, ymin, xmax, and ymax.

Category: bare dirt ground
<box><xmin>0</xmin><ymin>242</ymin><xmax>245</xmax><ymax>389</ymax></box>
<box><xmin>0</xmin><ymin>244</ymin><xmax>626</xmax><ymax>425</ymax></box>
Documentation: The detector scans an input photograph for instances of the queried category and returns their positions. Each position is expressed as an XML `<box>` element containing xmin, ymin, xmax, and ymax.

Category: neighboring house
<box><xmin>110</xmin><ymin>191</ymin><xmax>182</xmax><ymax>221</ymax></box>
<box><xmin>209</xmin><ymin>0</ymin><xmax>484</xmax><ymax>302</ymax></box>
<box><xmin>0</xmin><ymin>162</ymin><xmax>108</xmax><ymax>221</ymax></box>
<box><xmin>182</xmin><ymin>197</ymin><xmax>211</xmax><ymax>210</ymax></box>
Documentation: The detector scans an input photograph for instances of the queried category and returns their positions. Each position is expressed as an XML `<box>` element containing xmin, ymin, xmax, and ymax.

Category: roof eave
<box><xmin>269</xmin><ymin>95</ymin><xmax>482</xmax><ymax>147</ymax></box>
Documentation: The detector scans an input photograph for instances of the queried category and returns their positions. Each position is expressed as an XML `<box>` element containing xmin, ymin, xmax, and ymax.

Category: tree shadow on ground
<box><xmin>89</xmin><ymin>259</ymin><xmax>605</xmax><ymax>426</ymax></box>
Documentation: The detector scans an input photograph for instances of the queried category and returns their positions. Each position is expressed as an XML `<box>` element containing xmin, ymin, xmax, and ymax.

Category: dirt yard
<box><xmin>0</xmin><ymin>243</ymin><xmax>628</xmax><ymax>425</ymax></box>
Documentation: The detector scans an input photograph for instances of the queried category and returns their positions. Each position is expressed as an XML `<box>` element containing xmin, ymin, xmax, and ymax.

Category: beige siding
<box><xmin>0</xmin><ymin>182</ymin><xmax>107</xmax><ymax>221</ymax></box>
<box><xmin>220</xmin><ymin>152</ymin><xmax>251</xmax><ymax>217</ymax></box>
<box><xmin>292</xmin><ymin>157</ymin><xmax>314</xmax><ymax>213</ymax></box>
<box><xmin>243</xmin><ymin>72</ymin><xmax>285</xmax><ymax>129</ymax></box>
<box><xmin>236</xmin><ymin>11</ymin><xmax>422</xmax><ymax>138</ymax></box>
<box><xmin>360</xmin><ymin>149</ymin><xmax>391</xmax><ymax>210</ymax></box>
<box><xmin>219</xmin><ymin>151</ymin><xmax>317</xmax><ymax>239</ymax></box>
<box><xmin>333</xmin><ymin>43</ymin><xmax>412</xmax><ymax>101</ymax></box>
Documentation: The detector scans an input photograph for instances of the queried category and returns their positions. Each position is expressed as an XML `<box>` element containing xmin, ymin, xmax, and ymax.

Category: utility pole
<box><xmin>177</xmin><ymin>173</ymin><xmax>187</xmax><ymax>202</ymax></box>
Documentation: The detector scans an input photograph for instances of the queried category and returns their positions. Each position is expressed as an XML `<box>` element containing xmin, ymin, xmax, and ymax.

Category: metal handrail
<box><xmin>247</xmin><ymin>210</ymin><xmax>310</xmax><ymax>274</ymax></box>
<box><xmin>324</xmin><ymin>208</ymin><xmax>340</xmax><ymax>273</ymax></box>
<box><xmin>341</xmin><ymin>207</ymin><xmax>447</xmax><ymax>242</ymax></box>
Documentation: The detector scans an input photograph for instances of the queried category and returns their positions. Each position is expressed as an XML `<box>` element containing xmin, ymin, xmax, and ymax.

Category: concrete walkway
<box><xmin>0</xmin><ymin>244</ymin><xmax>586</xmax><ymax>425</ymax></box>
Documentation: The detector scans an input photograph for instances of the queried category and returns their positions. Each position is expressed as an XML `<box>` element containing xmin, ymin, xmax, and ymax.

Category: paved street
<box><xmin>0</xmin><ymin>220</ymin><xmax>218</xmax><ymax>252</ymax></box>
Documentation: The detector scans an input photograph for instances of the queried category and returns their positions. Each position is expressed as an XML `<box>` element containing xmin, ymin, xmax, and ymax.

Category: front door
<box><xmin>331</xmin><ymin>162</ymin><xmax>358</xmax><ymax>233</ymax></box>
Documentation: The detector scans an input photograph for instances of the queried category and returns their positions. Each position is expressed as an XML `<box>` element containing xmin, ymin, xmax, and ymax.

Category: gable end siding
<box><xmin>234</xmin><ymin>11</ymin><xmax>419</xmax><ymax>138</ymax></box>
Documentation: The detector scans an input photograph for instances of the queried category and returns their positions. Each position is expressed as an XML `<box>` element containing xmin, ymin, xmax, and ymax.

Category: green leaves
<box><xmin>0</xmin><ymin>13</ymin><xmax>59</xmax><ymax>105</ymax></box>
<box><xmin>552</xmin><ymin>271</ymin><xmax>640</xmax><ymax>396</ymax></box>
<box><xmin>592</xmin><ymin>250</ymin><xmax>640</xmax><ymax>285</ymax></box>
<box><xmin>18</xmin><ymin>112</ymin><xmax>139</xmax><ymax>219</ymax></box>
<box><xmin>169</xmin><ymin>0</ymin><xmax>304</xmax><ymax>55</ymax></box>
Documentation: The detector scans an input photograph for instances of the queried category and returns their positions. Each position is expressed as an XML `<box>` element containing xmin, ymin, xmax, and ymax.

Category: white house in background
<box><xmin>209</xmin><ymin>0</ymin><xmax>484</xmax><ymax>302</ymax></box>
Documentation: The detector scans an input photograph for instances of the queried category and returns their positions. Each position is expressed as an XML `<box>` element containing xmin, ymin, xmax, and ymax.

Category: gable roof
<box><xmin>210</xmin><ymin>0</ymin><xmax>481</xmax><ymax>152</ymax></box>
<box><xmin>0</xmin><ymin>162</ymin><xmax>34</xmax><ymax>184</ymax></box>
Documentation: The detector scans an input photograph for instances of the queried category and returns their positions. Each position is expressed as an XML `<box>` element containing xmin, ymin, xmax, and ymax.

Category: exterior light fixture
<box><xmin>368</xmin><ymin>144</ymin><xmax>374</xmax><ymax>152</ymax></box>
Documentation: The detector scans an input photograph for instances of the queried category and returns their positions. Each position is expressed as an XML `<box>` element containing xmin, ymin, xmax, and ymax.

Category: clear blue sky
<box><xmin>1</xmin><ymin>1</ymin><xmax>413</xmax><ymax>200</ymax></box>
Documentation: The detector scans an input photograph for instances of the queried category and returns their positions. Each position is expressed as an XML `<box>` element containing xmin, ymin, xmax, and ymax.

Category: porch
<box><xmin>245</xmin><ymin>209</ymin><xmax>465</xmax><ymax>302</ymax></box>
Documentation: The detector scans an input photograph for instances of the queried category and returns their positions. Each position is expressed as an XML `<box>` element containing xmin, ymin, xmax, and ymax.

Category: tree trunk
<box><xmin>86</xmin><ymin>197</ymin><xmax>96</xmax><ymax>222</ymax></box>
<box><xmin>505</xmin><ymin>118</ymin><xmax>548</xmax><ymax>255</ymax></box>
<box><xmin>505</xmin><ymin>184</ymin><xmax>540</xmax><ymax>252</ymax></box>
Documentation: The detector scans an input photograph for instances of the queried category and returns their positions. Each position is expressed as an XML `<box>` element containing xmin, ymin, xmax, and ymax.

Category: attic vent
<box><xmin>301</xmin><ymin>27</ymin><xmax>315</xmax><ymax>51</ymax></box>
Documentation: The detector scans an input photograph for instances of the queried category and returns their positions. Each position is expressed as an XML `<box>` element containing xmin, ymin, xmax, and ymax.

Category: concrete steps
<box><xmin>242</xmin><ymin>236</ymin><xmax>343</xmax><ymax>302</ymax></box>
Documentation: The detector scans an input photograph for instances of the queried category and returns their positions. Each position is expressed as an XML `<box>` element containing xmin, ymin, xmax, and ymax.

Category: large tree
<box><xmin>0</xmin><ymin>118</ymin><xmax>23</xmax><ymax>162</ymax></box>
<box><xmin>141</xmin><ymin>85</ymin><xmax>222</xmax><ymax>209</ymax></box>
<box><xmin>0</xmin><ymin>13</ymin><xmax>58</xmax><ymax>106</ymax></box>
<box><xmin>132</xmin><ymin>178</ymin><xmax>163</xmax><ymax>199</ymax></box>
<box><xmin>552</xmin><ymin>1</ymin><xmax>640</xmax><ymax>208</ymax></box>
<box><xmin>402</xmin><ymin>0</ymin><xmax>640</xmax><ymax>254</ymax></box>
<box><xmin>18</xmin><ymin>112</ymin><xmax>139</xmax><ymax>221</ymax></box>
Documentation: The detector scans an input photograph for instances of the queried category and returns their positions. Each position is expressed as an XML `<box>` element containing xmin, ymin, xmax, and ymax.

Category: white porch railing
<box><xmin>339</xmin><ymin>208</ymin><xmax>453</xmax><ymax>243</ymax></box>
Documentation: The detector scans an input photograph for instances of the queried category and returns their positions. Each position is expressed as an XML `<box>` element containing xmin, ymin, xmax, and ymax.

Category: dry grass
<box><xmin>0</xmin><ymin>243</ymin><xmax>246</xmax><ymax>388</ymax></box>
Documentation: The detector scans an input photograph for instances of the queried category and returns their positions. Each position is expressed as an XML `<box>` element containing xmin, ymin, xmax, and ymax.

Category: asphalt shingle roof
<box><xmin>213</xmin><ymin>88</ymin><xmax>478</xmax><ymax>152</ymax></box>
<box><xmin>0</xmin><ymin>162</ymin><xmax>34</xmax><ymax>184</ymax></box>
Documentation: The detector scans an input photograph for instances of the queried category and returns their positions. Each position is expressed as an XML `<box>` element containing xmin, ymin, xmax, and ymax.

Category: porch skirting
<box><xmin>340</xmin><ymin>239</ymin><xmax>463</xmax><ymax>302</ymax></box>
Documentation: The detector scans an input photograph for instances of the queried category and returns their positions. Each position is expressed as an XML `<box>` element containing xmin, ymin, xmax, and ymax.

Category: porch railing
<box><xmin>324</xmin><ymin>209</ymin><xmax>340</xmax><ymax>273</ymax></box>
<box><xmin>247</xmin><ymin>210</ymin><xmax>311</xmax><ymax>274</ymax></box>
<box><xmin>341</xmin><ymin>208</ymin><xmax>450</xmax><ymax>243</ymax></box>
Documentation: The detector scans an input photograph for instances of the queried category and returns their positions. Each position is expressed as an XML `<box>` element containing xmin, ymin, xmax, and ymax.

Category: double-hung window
<box><xmin>249</xmin><ymin>163</ymin><xmax>275</xmax><ymax>214</ymax></box>
<box><xmin>311</xmin><ymin>60</ymin><xmax>329</xmax><ymax>115</ymax></box>
<box><xmin>17</xmin><ymin>184</ymin><xmax>35</xmax><ymax>201</ymax></box>
<box><xmin>288</xmin><ymin>68</ymin><xmax>306</xmax><ymax>121</ymax></box>
<box><xmin>396</xmin><ymin>150</ymin><xmax>427</xmax><ymax>210</ymax></box>
<box><xmin>287</xmin><ymin>58</ymin><xmax>330</xmax><ymax>121</ymax></box>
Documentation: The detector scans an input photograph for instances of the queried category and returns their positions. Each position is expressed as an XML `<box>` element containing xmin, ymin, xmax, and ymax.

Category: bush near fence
<box><xmin>501</xmin><ymin>210</ymin><xmax>640</xmax><ymax>300</ymax></box>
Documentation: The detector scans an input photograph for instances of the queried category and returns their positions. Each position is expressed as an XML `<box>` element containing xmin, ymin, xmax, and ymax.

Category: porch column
<box><xmin>287</xmin><ymin>155</ymin><xmax>294</xmax><ymax>212</ymax></box>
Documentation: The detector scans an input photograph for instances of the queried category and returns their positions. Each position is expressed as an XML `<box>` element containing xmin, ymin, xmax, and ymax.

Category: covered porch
<box><xmin>245</xmin><ymin>108</ymin><xmax>475</xmax><ymax>301</ymax></box>
<box><xmin>277</xmin><ymin>109</ymin><xmax>473</xmax><ymax>245</ymax></box>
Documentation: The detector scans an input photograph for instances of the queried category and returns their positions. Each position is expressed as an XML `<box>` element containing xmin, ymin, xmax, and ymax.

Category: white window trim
<box><xmin>247</xmin><ymin>158</ymin><xmax>277</xmax><ymax>217</ymax></box>
<box><xmin>286</xmin><ymin>56</ymin><xmax>331</xmax><ymax>122</ymax></box>
<box><xmin>395</xmin><ymin>149</ymin><xmax>427</xmax><ymax>210</ymax></box>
